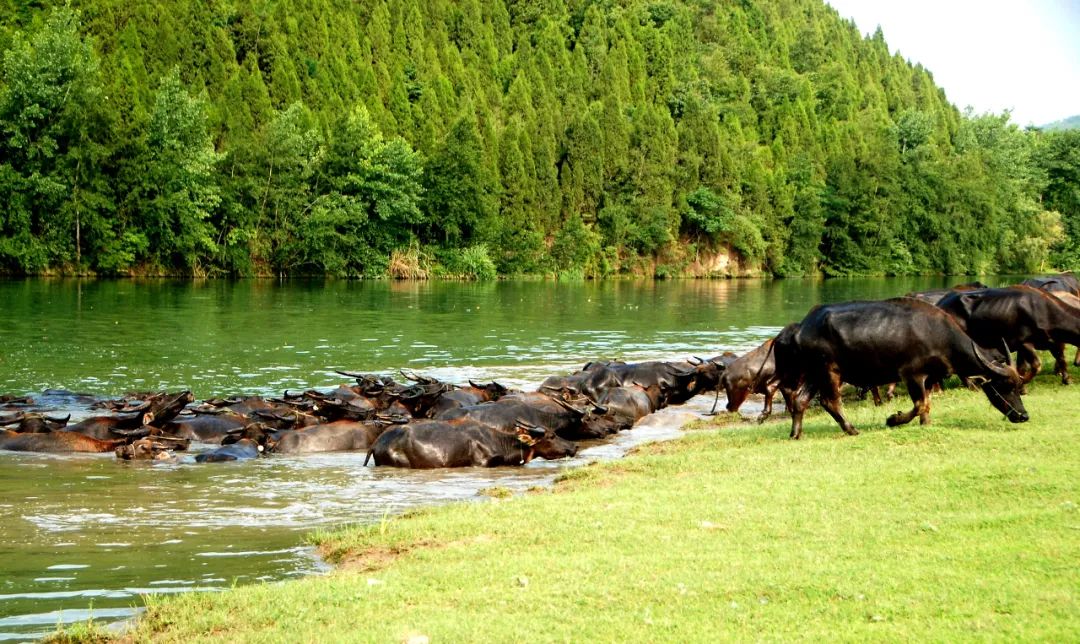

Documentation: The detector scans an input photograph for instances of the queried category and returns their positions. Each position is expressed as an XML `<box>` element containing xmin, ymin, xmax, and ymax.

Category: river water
<box><xmin>0</xmin><ymin>277</ymin><xmax>977</xmax><ymax>640</ymax></box>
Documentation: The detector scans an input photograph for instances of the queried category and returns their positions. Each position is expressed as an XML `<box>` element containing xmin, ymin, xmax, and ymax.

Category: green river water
<box><xmin>0</xmin><ymin>276</ymin><xmax>984</xmax><ymax>640</ymax></box>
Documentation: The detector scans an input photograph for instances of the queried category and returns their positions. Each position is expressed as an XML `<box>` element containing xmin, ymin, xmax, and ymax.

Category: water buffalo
<box><xmin>0</xmin><ymin>429</ymin><xmax>125</xmax><ymax>453</ymax></box>
<box><xmin>115</xmin><ymin>436</ymin><xmax>190</xmax><ymax>460</ymax></box>
<box><xmin>904</xmin><ymin>282</ymin><xmax>989</xmax><ymax>305</ymax></box>
<box><xmin>937</xmin><ymin>286</ymin><xmax>1080</xmax><ymax>385</ymax></box>
<box><xmin>366</xmin><ymin>420</ymin><xmax>577</xmax><ymax>468</ymax></box>
<box><xmin>437</xmin><ymin>392</ymin><xmax>618</xmax><ymax>440</ymax></box>
<box><xmin>1047</xmin><ymin>291</ymin><xmax>1080</xmax><ymax>366</ymax></box>
<box><xmin>597</xmin><ymin>385</ymin><xmax>661</xmax><ymax>429</ymax></box>
<box><xmin>539</xmin><ymin>364</ymin><xmax>623</xmax><ymax>404</ymax></box>
<box><xmin>65</xmin><ymin>390</ymin><xmax>194</xmax><ymax>439</ymax></box>
<box><xmin>713</xmin><ymin>339</ymin><xmax>781</xmax><ymax>416</ymax></box>
<box><xmin>163</xmin><ymin>410</ymin><xmax>248</xmax><ymax>443</ymax></box>
<box><xmin>1021</xmin><ymin>273</ymin><xmax>1079</xmax><ymax>296</ymax></box>
<box><xmin>194</xmin><ymin>395</ymin><xmax>274</xmax><ymax>416</ymax></box>
<box><xmin>604</xmin><ymin>360</ymin><xmax>708</xmax><ymax>406</ymax></box>
<box><xmin>271</xmin><ymin>420</ymin><xmax>395</xmax><ymax>454</ymax></box>
<box><xmin>194</xmin><ymin>438</ymin><xmax>263</xmax><ymax>462</ymax></box>
<box><xmin>775</xmin><ymin>298</ymin><xmax>1027</xmax><ymax>439</ymax></box>
<box><xmin>426</xmin><ymin>381</ymin><xmax>512</xmax><ymax>418</ymax></box>
<box><xmin>0</xmin><ymin>412</ymin><xmax>70</xmax><ymax>433</ymax></box>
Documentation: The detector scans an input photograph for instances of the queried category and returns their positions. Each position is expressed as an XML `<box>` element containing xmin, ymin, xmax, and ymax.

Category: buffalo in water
<box><xmin>366</xmin><ymin>419</ymin><xmax>577</xmax><ymax>468</ymax></box>
<box><xmin>775</xmin><ymin>298</ymin><xmax>1027</xmax><ymax>439</ymax></box>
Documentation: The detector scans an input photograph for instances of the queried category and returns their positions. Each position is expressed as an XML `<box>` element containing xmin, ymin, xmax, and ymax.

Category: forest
<box><xmin>0</xmin><ymin>0</ymin><xmax>1077</xmax><ymax>278</ymax></box>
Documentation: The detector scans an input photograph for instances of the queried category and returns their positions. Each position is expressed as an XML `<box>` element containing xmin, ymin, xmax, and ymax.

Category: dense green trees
<box><xmin>0</xmin><ymin>1</ymin><xmax>1076</xmax><ymax>277</ymax></box>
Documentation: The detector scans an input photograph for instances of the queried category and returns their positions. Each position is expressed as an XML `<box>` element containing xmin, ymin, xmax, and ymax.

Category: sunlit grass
<box><xmin>62</xmin><ymin>372</ymin><xmax>1080</xmax><ymax>642</ymax></box>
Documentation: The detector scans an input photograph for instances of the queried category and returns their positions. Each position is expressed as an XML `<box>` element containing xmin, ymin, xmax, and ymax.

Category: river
<box><xmin>0</xmin><ymin>277</ymin><xmax>981</xmax><ymax>640</ymax></box>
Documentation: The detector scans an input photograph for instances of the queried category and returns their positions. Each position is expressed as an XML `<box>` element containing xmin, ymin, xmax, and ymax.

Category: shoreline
<box><xmin>55</xmin><ymin>372</ymin><xmax>1080</xmax><ymax>642</ymax></box>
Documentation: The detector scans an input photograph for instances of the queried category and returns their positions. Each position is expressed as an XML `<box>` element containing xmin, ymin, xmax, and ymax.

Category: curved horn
<box><xmin>44</xmin><ymin>414</ymin><xmax>71</xmax><ymax>425</ymax></box>
<box><xmin>688</xmin><ymin>356</ymin><xmax>703</xmax><ymax>365</ymax></box>
<box><xmin>1001</xmin><ymin>339</ymin><xmax>1014</xmax><ymax>367</ymax></box>
<box><xmin>971</xmin><ymin>340</ymin><xmax>1013</xmax><ymax>378</ymax></box>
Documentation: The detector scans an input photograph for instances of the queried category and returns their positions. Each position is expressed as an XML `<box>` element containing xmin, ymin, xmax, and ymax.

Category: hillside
<box><xmin>0</xmin><ymin>0</ymin><xmax>1075</xmax><ymax>277</ymax></box>
<box><xmin>1042</xmin><ymin>114</ymin><xmax>1080</xmax><ymax>131</ymax></box>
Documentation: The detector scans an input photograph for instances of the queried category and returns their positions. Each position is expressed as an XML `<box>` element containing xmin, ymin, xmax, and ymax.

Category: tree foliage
<box><xmin>0</xmin><ymin>1</ymin><xmax>1077</xmax><ymax>277</ymax></box>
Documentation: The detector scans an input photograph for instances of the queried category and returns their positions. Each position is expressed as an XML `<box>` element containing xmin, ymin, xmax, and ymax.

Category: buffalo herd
<box><xmin>1</xmin><ymin>273</ymin><xmax>1077</xmax><ymax>467</ymax></box>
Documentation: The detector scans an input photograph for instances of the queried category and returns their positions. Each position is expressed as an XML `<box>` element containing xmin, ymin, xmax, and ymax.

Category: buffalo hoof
<box><xmin>842</xmin><ymin>426</ymin><xmax>859</xmax><ymax>436</ymax></box>
<box><xmin>885</xmin><ymin>413</ymin><xmax>903</xmax><ymax>427</ymax></box>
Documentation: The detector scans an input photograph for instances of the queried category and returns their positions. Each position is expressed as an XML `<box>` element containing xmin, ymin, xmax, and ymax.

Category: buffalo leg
<box><xmin>1051</xmin><ymin>342</ymin><xmax>1070</xmax><ymax>385</ymax></box>
<box><xmin>1016</xmin><ymin>344</ymin><xmax>1041</xmax><ymax>387</ymax></box>
<box><xmin>785</xmin><ymin>384</ymin><xmax>814</xmax><ymax>440</ymax></box>
<box><xmin>760</xmin><ymin>381</ymin><xmax>779</xmax><ymax>420</ymax></box>
<box><xmin>1074</xmin><ymin>347</ymin><xmax>1079</xmax><ymax>367</ymax></box>
<box><xmin>886</xmin><ymin>376</ymin><xmax>928</xmax><ymax>426</ymax></box>
<box><xmin>818</xmin><ymin>368</ymin><xmax>858</xmax><ymax>436</ymax></box>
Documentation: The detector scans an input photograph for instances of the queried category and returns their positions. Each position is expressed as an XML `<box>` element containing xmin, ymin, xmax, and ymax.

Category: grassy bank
<box><xmin>70</xmin><ymin>376</ymin><xmax>1079</xmax><ymax>642</ymax></box>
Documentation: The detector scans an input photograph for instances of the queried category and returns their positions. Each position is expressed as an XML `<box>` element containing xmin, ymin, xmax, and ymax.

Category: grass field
<box><xmin>58</xmin><ymin>374</ymin><xmax>1080</xmax><ymax>642</ymax></box>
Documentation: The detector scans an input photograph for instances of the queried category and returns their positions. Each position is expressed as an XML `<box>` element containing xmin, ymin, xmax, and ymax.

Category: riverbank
<box><xmin>60</xmin><ymin>373</ymin><xmax>1079</xmax><ymax>642</ymax></box>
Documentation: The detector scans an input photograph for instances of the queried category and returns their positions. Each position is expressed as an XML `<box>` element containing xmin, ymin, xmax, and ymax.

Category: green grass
<box><xmin>64</xmin><ymin>375</ymin><xmax>1080</xmax><ymax>642</ymax></box>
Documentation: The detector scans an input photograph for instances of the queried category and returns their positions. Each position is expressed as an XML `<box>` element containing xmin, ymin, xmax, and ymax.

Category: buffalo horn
<box><xmin>971</xmin><ymin>340</ymin><xmax>1013</xmax><ymax>378</ymax></box>
<box><xmin>335</xmin><ymin>370</ymin><xmax>368</xmax><ymax>380</ymax></box>
<box><xmin>1001</xmin><ymin>339</ymin><xmax>1014</xmax><ymax>367</ymax></box>
<box><xmin>687</xmin><ymin>356</ymin><xmax>703</xmax><ymax>365</ymax></box>
<box><xmin>549</xmin><ymin>394</ymin><xmax>587</xmax><ymax>417</ymax></box>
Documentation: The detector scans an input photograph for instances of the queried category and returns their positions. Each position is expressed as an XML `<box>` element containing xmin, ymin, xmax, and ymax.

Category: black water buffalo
<box><xmin>163</xmin><ymin>410</ymin><xmax>249</xmax><ymax>443</ymax></box>
<box><xmin>65</xmin><ymin>390</ymin><xmax>194</xmax><ymax>439</ymax></box>
<box><xmin>0</xmin><ymin>412</ymin><xmax>70</xmax><ymax>433</ymax></box>
<box><xmin>194</xmin><ymin>438</ymin><xmax>263</xmax><ymax>462</ymax></box>
<box><xmin>1021</xmin><ymin>273</ymin><xmax>1079</xmax><ymax>296</ymax></box>
<box><xmin>425</xmin><ymin>381</ymin><xmax>512</xmax><ymax>418</ymax></box>
<box><xmin>437</xmin><ymin>392</ymin><xmax>618</xmax><ymax>440</ymax></box>
<box><xmin>272</xmin><ymin>420</ymin><xmax>394</xmax><ymax>454</ymax></box>
<box><xmin>194</xmin><ymin>395</ymin><xmax>274</xmax><ymax>416</ymax></box>
<box><xmin>597</xmin><ymin>385</ymin><xmax>661</xmax><ymax>429</ymax></box>
<box><xmin>937</xmin><ymin>286</ymin><xmax>1080</xmax><ymax>385</ymax></box>
<box><xmin>366</xmin><ymin>420</ymin><xmax>577</xmax><ymax>468</ymax></box>
<box><xmin>540</xmin><ymin>363</ymin><xmax>624</xmax><ymax>404</ymax></box>
<box><xmin>714</xmin><ymin>339</ymin><xmax>781</xmax><ymax>415</ymax></box>
<box><xmin>775</xmin><ymin>298</ymin><xmax>1027</xmax><ymax>439</ymax></box>
<box><xmin>904</xmin><ymin>282</ymin><xmax>989</xmax><ymax>305</ymax></box>
<box><xmin>0</xmin><ymin>429</ymin><xmax>126</xmax><ymax>453</ymax></box>
<box><xmin>1047</xmin><ymin>291</ymin><xmax>1080</xmax><ymax>366</ymax></box>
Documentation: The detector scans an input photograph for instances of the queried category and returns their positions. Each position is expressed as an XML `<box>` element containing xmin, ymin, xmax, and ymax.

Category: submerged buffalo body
<box><xmin>194</xmin><ymin>439</ymin><xmax>263</xmax><ymax>462</ymax></box>
<box><xmin>775</xmin><ymin>298</ymin><xmax>1027</xmax><ymax>439</ymax></box>
<box><xmin>0</xmin><ymin>430</ymin><xmax>124</xmax><ymax>453</ymax></box>
<box><xmin>272</xmin><ymin>420</ymin><xmax>390</xmax><ymax>454</ymax></box>
<box><xmin>367</xmin><ymin>420</ymin><xmax>577</xmax><ymax>469</ymax></box>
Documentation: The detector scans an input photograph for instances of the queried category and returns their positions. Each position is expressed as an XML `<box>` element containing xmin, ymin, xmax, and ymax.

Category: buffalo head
<box><xmin>515</xmin><ymin>423</ymin><xmax>577</xmax><ymax>462</ymax></box>
<box><xmin>972</xmin><ymin>341</ymin><xmax>1028</xmax><ymax>423</ymax></box>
